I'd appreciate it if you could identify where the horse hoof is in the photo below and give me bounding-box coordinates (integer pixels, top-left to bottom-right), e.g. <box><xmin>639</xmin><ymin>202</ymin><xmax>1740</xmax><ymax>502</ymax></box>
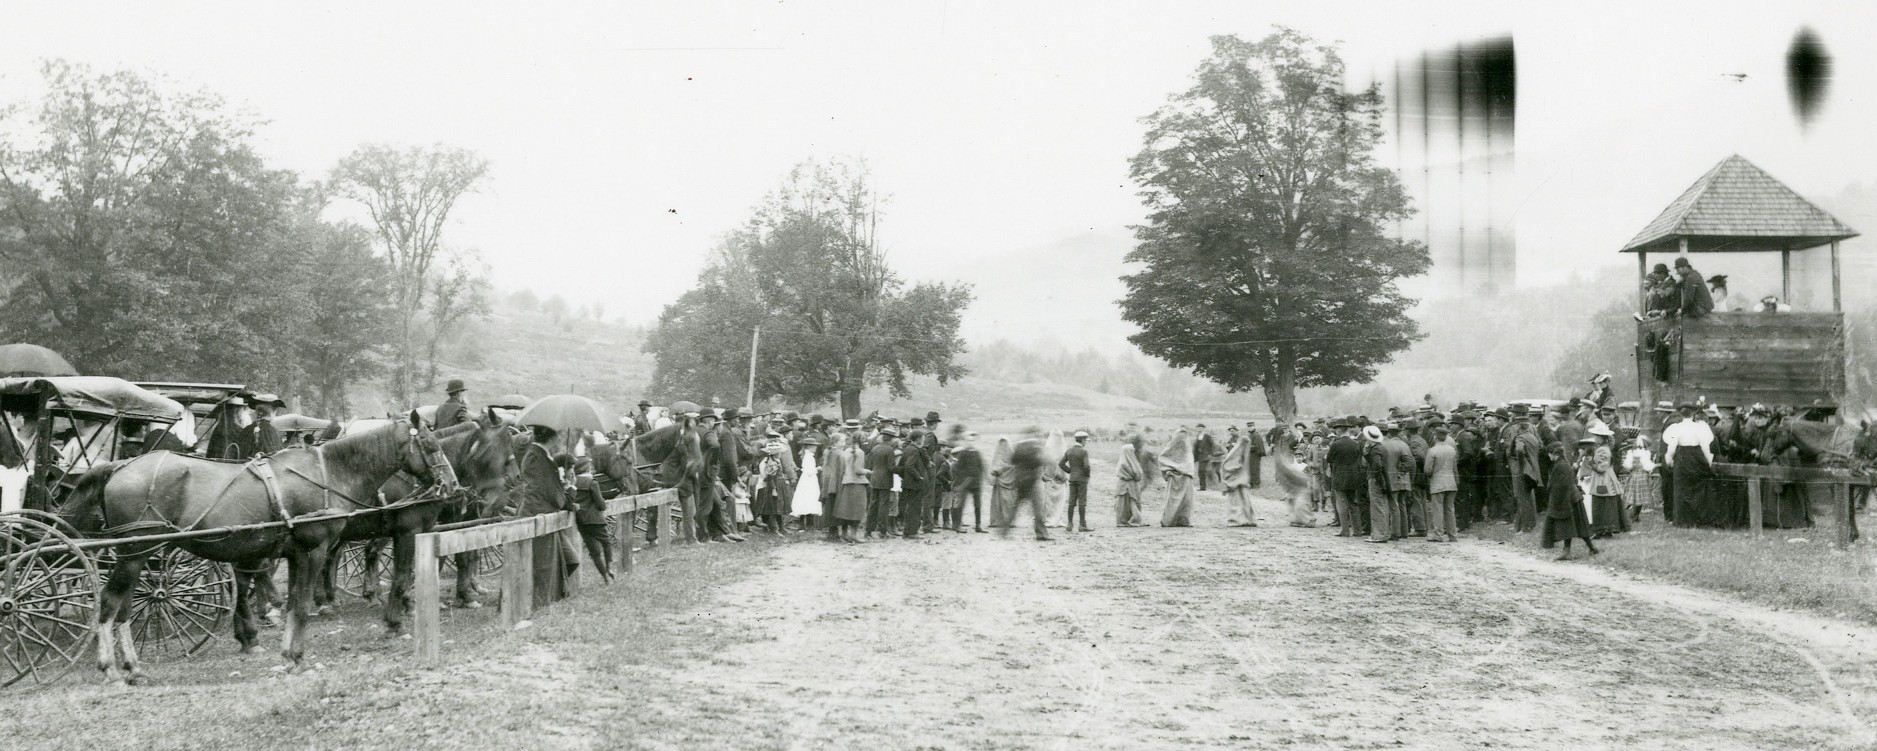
<box><xmin>242</xmin><ymin>645</ymin><xmax>269</xmax><ymax>655</ymax></box>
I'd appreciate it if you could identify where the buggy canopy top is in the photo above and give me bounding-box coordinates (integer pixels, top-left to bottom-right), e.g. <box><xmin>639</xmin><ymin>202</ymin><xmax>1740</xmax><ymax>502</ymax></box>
<box><xmin>0</xmin><ymin>377</ymin><xmax>188</xmax><ymax>423</ymax></box>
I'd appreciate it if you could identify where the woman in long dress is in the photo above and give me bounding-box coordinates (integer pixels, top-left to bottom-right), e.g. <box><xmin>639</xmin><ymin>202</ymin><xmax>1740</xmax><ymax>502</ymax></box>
<box><xmin>1159</xmin><ymin>430</ymin><xmax>1197</xmax><ymax>527</ymax></box>
<box><xmin>825</xmin><ymin>433</ymin><xmax>869</xmax><ymax>543</ymax></box>
<box><xmin>750</xmin><ymin>434</ymin><xmax>796</xmax><ymax>535</ymax></box>
<box><xmin>1114</xmin><ymin>435</ymin><xmax>1146</xmax><ymax>527</ymax></box>
<box><xmin>1220</xmin><ymin>433</ymin><xmax>1257</xmax><ymax>527</ymax></box>
<box><xmin>1541</xmin><ymin>442</ymin><xmax>1598</xmax><ymax>559</ymax></box>
<box><xmin>1581</xmin><ymin>442</ymin><xmax>1629</xmax><ymax>537</ymax></box>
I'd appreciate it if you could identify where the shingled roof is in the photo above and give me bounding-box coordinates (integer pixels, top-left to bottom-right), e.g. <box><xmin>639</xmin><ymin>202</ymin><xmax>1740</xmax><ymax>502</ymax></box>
<box><xmin>1620</xmin><ymin>154</ymin><xmax>1859</xmax><ymax>253</ymax></box>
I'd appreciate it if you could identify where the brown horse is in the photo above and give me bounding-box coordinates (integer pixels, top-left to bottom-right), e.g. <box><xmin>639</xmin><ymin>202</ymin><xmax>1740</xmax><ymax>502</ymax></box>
<box><xmin>61</xmin><ymin>411</ymin><xmax>452</xmax><ymax>684</ymax></box>
<box><xmin>314</xmin><ymin>411</ymin><xmax>522</xmax><ymax>620</ymax></box>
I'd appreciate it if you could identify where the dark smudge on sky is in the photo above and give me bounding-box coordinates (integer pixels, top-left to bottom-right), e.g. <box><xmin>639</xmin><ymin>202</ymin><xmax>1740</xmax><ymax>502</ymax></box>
<box><xmin>1785</xmin><ymin>28</ymin><xmax>1830</xmax><ymax>129</ymax></box>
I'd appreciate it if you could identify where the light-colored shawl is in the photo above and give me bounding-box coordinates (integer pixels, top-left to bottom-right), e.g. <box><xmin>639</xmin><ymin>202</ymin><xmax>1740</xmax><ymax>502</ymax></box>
<box><xmin>1159</xmin><ymin>430</ymin><xmax>1196</xmax><ymax>478</ymax></box>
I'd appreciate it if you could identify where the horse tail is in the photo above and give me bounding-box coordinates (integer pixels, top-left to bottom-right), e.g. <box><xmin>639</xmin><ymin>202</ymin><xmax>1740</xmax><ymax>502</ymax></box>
<box><xmin>60</xmin><ymin>459</ymin><xmax>127</xmax><ymax>533</ymax></box>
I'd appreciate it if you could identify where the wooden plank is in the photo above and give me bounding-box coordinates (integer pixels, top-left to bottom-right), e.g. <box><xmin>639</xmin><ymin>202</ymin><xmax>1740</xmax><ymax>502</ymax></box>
<box><xmin>1712</xmin><ymin>463</ymin><xmax>1873</xmax><ymax>484</ymax></box>
<box><xmin>1834</xmin><ymin>483</ymin><xmax>1851</xmax><ymax>548</ymax></box>
<box><xmin>1746</xmin><ymin>478</ymin><xmax>1763</xmax><ymax>535</ymax></box>
<box><xmin>1678</xmin><ymin>362</ymin><xmax>1838</xmax><ymax>378</ymax></box>
<box><xmin>617</xmin><ymin>512</ymin><xmax>633</xmax><ymax>576</ymax></box>
<box><xmin>603</xmin><ymin>488</ymin><xmax>677</xmax><ymax>516</ymax></box>
<box><xmin>434</xmin><ymin>512</ymin><xmax>576</xmax><ymax>556</ymax></box>
<box><xmin>414</xmin><ymin>532</ymin><xmax>442</xmax><ymax>663</ymax></box>
<box><xmin>501</xmin><ymin>537</ymin><xmax>532</xmax><ymax>627</ymax></box>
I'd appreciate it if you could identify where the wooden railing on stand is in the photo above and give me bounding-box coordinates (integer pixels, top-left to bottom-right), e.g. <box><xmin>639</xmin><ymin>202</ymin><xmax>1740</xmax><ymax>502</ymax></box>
<box><xmin>411</xmin><ymin>488</ymin><xmax>679</xmax><ymax>662</ymax></box>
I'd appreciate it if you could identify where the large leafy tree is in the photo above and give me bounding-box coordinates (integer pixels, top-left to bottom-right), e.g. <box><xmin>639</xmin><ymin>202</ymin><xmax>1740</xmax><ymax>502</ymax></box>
<box><xmin>1121</xmin><ymin>30</ymin><xmax>1428</xmax><ymax>422</ymax></box>
<box><xmin>646</xmin><ymin>159</ymin><xmax>971</xmax><ymax>418</ymax></box>
<box><xmin>329</xmin><ymin>144</ymin><xmax>490</xmax><ymax>405</ymax></box>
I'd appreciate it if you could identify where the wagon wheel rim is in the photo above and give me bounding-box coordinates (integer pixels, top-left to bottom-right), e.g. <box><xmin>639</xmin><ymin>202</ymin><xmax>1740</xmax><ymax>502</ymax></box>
<box><xmin>126</xmin><ymin>548</ymin><xmax>233</xmax><ymax>658</ymax></box>
<box><xmin>0</xmin><ymin>515</ymin><xmax>98</xmax><ymax>689</ymax></box>
<box><xmin>336</xmin><ymin>541</ymin><xmax>390</xmax><ymax>599</ymax></box>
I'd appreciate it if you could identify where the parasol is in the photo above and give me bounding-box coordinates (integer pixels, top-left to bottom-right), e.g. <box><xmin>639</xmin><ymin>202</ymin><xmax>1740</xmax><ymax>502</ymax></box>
<box><xmin>516</xmin><ymin>394</ymin><xmax>617</xmax><ymax>432</ymax></box>
<box><xmin>488</xmin><ymin>393</ymin><xmax>533</xmax><ymax>409</ymax></box>
<box><xmin>0</xmin><ymin>343</ymin><xmax>77</xmax><ymax>378</ymax></box>
<box><xmin>270</xmin><ymin>414</ymin><xmax>333</xmax><ymax>433</ymax></box>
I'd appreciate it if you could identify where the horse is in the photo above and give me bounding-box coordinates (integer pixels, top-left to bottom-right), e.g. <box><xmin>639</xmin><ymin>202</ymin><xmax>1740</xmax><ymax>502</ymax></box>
<box><xmin>320</xmin><ymin>417</ymin><xmax>702</xmax><ymax>609</ymax></box>
<box><xmin>315</xmin><ymin>411</ymin><xmax>525</xmax><ymax>614</ymax></box>
<box><xmin>60</xmin><ymin>411</ymin><xmax>453</xmax><ymax>684</ymax></box>
<box><xmin>301</xmin><ymin>409</ymin><xmax>518</xmax><ymax>639</ymax></box>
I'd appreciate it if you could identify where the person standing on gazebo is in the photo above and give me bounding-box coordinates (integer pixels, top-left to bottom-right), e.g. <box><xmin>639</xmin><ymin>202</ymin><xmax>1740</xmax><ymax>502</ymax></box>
<box><xmin>1673</xmin><ymin>258</ymin><xmax>1715</xmax><ymax>319</ymax></box>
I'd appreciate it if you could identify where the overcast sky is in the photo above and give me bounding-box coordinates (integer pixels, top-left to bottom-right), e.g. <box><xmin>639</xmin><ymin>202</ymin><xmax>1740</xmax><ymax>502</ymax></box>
<box><xmin>2</xmin><ymin>0</ymin><xmax>1872</xmax><ymax>349</ymax></box>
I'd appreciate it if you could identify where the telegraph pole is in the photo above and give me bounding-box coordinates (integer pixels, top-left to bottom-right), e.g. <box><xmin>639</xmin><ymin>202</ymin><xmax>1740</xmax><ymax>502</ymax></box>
<box><xmin>745</xmin><ymin>324</ymin><xmax>761</xmax><ymax>410</ymax></box>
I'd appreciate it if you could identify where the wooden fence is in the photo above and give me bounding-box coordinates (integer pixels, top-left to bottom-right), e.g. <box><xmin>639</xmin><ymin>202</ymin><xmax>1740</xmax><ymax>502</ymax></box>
<box><xmin>411</xmin><ymin>488</ymin><xmax>679</xmax><ymax>662</ymax></box>
<box><xmin>1712</xmin><ymin>462</ymin><xmax>1868</xmax><ymax>546</ymax></box>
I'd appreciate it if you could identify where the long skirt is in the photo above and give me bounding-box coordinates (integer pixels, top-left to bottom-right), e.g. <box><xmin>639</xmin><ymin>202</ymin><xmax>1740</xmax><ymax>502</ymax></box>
<box><xmin>1762</xmin><ymin>481</ymin><xmax>1814</xmax><ymax>529</ymax></box>
<box><xmin>1590</xmin><ymin>492</ymin><xmax>1629</xmax><ymax>536</ymax></box>
<box><xmin>1671</xmin><ymin>446</ymin><xmax>1716</xmax><ymax>527</ymax></box>
<box><xmin>1224</xmin><ymin>485</ymin><xmax>1257</xmax><ymax>526</ymax></box>
<box><xmin>1160</xmin><ymin>474</ymin><xmax>1195</xmax><ymax>527</ymax></box>
<box><xmin>1512</xmin><ymin>474</ymin><xmax>1540</xmax><ymax>532</ymax></box>
<box><xmin>833</xmin><ymin>483</ymin><xmax>868</xmax><ymax>522</ymax></box>
<box><xmin>1045</xmin><ymin>479</ymin><xmax>1067</xmax><ymax>527</ymax></box>
<box><xmin>1115</xmin><ymin>487</ymin><xmax>1143</xmax><ymax>526</ymax></box>
<box><xmin>793</xmin><ymin>474</ymin><xmax>822</xmax><ymax>517</ymax></box>
<box><xmin>1288</xmin><ymin>487</ymin><xmax>1316</xmax><ymax>527</ymax></box>
<box><xmin>989</xmin><ymin>481</ymin><xmax>1015</xmax><ymax>528</ymax></box>
<box><xmin>532</xmin><ymin>527</ymin><xmax>580</xmax><ymax>608</ymax></box>
<box><xmin>752</xmin><ymin>483</ymin><xmax>788</xmax><ymax>517</ymax></box>
<box><xmin>1540</xmin><ymin>504</ymin><xmax>1593</xmax><ymax>548</ymax></box>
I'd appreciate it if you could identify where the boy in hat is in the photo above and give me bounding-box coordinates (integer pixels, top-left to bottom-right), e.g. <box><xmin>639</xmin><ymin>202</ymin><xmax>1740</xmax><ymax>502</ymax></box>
<box><xmin>865</xmin><ymin>425</ymin><xmax>901</xmax><ymax>539</ymax></box>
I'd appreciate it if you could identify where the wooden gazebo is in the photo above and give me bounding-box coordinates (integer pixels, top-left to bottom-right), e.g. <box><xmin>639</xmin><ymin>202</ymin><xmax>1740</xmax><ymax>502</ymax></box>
<box><xmin>1624</xmin><ymin>155</ymin><xmax>1859</xmax><ymax>433</ymax></box>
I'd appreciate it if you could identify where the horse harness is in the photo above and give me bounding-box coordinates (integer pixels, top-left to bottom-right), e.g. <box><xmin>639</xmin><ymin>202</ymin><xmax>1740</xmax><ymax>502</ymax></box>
<box><xmin>103</xmin><ymin>431</ymin><xmax>461</xmax><ymax>539</ymax></box>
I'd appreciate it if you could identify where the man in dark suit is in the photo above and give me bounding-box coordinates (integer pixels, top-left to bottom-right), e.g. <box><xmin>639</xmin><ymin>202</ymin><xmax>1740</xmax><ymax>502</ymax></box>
<box><xmin>898</xmin><ymin>428</ymin><xmax>932</xmax><ymax>539</ymax></box>
<box><xmin>1244</xmin><ymin>421</ymin><xmax>1268</xmax><ymax>489</ymax></box>
<box><xmin>434</xmin><ymin>379</ymin><xmax>470</xmax><ymax>431</ymax></box>
<box><xmin>1193</xmin><ymin>425</ymin><xmax>1217</xmax><ymax>491</ymax></box>
<box><xmin>1325</xmin><ymin>420</ymin><xmax>1365</xmax><ymax>537</ymax></box>
<box><xmin>1674</xmin><ymin>257</ymin><xmax>1714</xmax><ymax>319</ymax></box>
<box><xmin>951</xmin><ymin>431</ymin><xmax>986</xmax><ymax>532</ymax></box>
<box><xmin>1059</xmin><ymin>430</ymin><xmax>1092</xmax><ymax>532</ymax></box>
<box><xmin>241</xmin><ymin>394</ymin><xmax>286</xmax><ymax>456</ymax></box>
<box><xmin>865</xmin><ymin>427</ymin><xmax>900</xmax><ymax>539</ymax></box>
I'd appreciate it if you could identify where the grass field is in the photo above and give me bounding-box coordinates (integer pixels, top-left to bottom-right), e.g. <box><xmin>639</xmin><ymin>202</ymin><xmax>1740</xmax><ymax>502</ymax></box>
<box><xmin>1472</xmin><ymin>509</ymin><xmax>1877</xmax><ymax>626</ymax></box>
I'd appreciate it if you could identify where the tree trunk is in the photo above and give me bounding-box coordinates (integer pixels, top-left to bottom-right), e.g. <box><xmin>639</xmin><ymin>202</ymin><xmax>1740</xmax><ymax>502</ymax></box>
<box><xmin>839</xmin><ymin>386</ymin><xmax>863</xmax><ymax>420</ymax></box>
<box><xmin>1263</xmin><ymin>343</ymin><xmax>1299</xmax><ymax>424</ymax></box>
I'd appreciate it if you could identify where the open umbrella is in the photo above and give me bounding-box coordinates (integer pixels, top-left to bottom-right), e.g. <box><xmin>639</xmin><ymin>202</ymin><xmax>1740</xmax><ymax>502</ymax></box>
<box><xmin>0</xmin><ymin>343</ymin><xmax>76</xmax><ymax>378</ymax></box>
<box><xmin>488</xmin><ymin>394</ymin><xmax>533</xmax><ymax>409</ymax></box>
<box><xmin>270</xmin><ymin>414</ymin><xmax>332</xmax><ymax>433</ymax></box>
<box><xmin>516</xmin><ymin>394</ymin><xmax>617</xmax><ymax>433</ymax></box>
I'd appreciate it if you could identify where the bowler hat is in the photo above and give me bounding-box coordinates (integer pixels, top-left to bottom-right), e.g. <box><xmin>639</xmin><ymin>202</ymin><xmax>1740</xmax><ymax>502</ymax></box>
<box><xmin>446</xmin><ymin>379</ymin><xmax>467</xmax><ymax>394</ymax></box>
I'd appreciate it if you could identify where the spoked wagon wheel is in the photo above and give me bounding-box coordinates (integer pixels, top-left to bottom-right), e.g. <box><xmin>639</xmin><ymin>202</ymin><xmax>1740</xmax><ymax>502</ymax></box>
<box><xmin>440</xmin><ymin>544</ymin><xmax>504</xmax><ymax>577</ymax></box>
<box><xmin>336</xmin><ymin>541</ymin><xmax>391</xmax><ymax>600</ymax></box>
<box><xmin>0</xmin><ymin>514</ymin><xmax>99</xmax><ymax>689</ymax></box>
<box><xmin>122</xmin><ymin>547</ymin><xmax>233</xmax><ymax>658</ymax></box>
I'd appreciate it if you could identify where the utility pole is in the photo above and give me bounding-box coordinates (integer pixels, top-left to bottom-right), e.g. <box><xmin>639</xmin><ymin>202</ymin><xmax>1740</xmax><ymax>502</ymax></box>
<box><xmin>746</xmin><ymin>324</ymin><xmax>761</xmax><ymax>410</ymax></box>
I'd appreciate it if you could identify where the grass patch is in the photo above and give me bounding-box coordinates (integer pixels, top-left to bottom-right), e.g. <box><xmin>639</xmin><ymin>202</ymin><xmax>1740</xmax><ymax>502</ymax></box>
<box><xmin>0</xmin><ymin>535</ymin><xmax>784</xmax><ymax>750</ymax></box>
<box><xmin>1471</xmin><ymin>513</ymin><xmax>1877</xmax><ymax>625</ymax></box>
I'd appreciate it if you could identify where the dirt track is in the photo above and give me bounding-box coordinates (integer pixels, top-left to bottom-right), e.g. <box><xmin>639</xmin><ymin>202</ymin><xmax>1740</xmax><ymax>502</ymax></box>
<box><xmin>18</xmin><ymin>464</ymin><xmax>1877</xmax><ymax>750</ymax></box>
<box><xmin>414</xmin><ymin>473</ymin><xmax>1877</xmax><ymax>750</ymax></box>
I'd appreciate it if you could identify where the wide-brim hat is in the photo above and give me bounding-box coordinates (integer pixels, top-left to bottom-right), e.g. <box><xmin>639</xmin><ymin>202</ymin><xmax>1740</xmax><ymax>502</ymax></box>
<box><xmin>1507</xmin><ymin>404</ymin><xmax>1529</xmax><ymax>416</ymax></box>
<box><xmin>1588</xmin><ymin>373</ymin><xmax>1612</xmax><ymax>384</ymax></box>
<box><xmin>843</xmin><ymin>418</ymin><xmax>862</xmax><ymax>429</ymax></box>
<box><xmin>1588</xmin><ymin>424</ymin><xmax>1614</xmax><ymax>437</ymax></box>
<box><xmin>1653</xmin><ymin>401</ymin><xmax>1676</xmax><ymax>413</ymax></box>
<box><xmin>879</xmin><ymin>426</ymin><xmax>900</xmax><ymax>437</ymax></box>
<box><xmin>1362</xmin><ymin>426</ymin><xmax>1384</xmax><ymax>441</ymax></box>
<box><xmin>445</xmin><ymin>379</ymin><xmax>467</xmax><ymax>394</ymax></box>
<box><xmin>1576</xmin><ymin>437</ymin><xmax>1600</xmax><ymax>445</ymax></box>
<box><xmin>250</xmin><ymin>392</ymin><xmax>286</xmax><ymax>408</ymax></box>
<box><xmin>925</xmin><ymin>411</ymin><xmax>941</xmax><ymax>423</ymax></box>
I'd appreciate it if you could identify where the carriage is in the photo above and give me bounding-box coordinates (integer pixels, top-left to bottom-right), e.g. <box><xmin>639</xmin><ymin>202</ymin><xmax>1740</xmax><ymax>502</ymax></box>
<box><xmin>0</xmin><ymin>376</ymin><xmax>242</xmax><ymax>687</ymax></box>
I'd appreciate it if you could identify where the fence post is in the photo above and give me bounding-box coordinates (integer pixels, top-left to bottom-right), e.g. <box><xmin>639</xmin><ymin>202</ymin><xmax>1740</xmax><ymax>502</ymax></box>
<box><xmin>413</xmin><ymin>532</ymin><xmax>441</xmax><ymax>663</ymax></box>
<box><xmin>1746</xmin><ymin>479</ymin><xmax>1763</xmax><ymax>536</ymax></box>
<box><xmin>617</xmin><ymin>510</ymin><xmax>634</xmax><ymax>576</ymax></box>
<box><xmin>1834</xmin><ymin>482</ymin><xmax>1853</xmax><ymax>549</ymax></box>
<box><xmin>502</xmin><ymin>536</ymin><xmax>534</xmax><ymax>627</ymax></box>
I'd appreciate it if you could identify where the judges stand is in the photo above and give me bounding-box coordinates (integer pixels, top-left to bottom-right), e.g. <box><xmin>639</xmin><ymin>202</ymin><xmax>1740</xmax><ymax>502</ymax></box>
<box><xmin>1624</xmin><ymin>155</ymin><xmax>1864</xmax><ymax>546</ymax></box>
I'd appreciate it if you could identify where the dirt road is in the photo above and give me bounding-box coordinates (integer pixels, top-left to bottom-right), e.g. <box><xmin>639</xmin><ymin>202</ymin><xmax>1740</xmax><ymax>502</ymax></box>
<box><xmin>388</xmin><ymin>475</ymin><xmax>1877</xmax><ymax>750</ymax></box>
<box><xmin>14</xmin><ymin>466</ymin><xmax>1877</xmax><ymax>750</ymax></box>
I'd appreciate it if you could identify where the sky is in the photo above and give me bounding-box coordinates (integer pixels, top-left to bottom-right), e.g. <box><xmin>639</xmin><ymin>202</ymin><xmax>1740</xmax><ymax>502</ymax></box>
<box><xmin>1</xmin><ymin>0</ymin><xmax>1873</xmax><ymax>352</ymax></box>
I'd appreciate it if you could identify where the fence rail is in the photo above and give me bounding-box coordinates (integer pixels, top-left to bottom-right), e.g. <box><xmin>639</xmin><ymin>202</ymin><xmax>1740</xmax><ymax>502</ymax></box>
<box><xmin>411</xmin><ymin>488</ymin><xmax>679</xmax><ymax>661</ymax></box>
<box><xmin>1711</xmin><ymin>462</ymin><xmax>1866</xmax><ymax>546</ymax></box>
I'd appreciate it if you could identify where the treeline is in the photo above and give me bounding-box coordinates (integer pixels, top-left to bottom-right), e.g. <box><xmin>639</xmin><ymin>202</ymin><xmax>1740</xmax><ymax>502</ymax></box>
<box><xmin>964</xmin><ymin>339</ymin><xmax>1267</xmax><ymax>413</ymax></box>
<box><xmin>0</xmin><ymin>62</ymin><xmax>489</xmax><ymax>418</ymax></box>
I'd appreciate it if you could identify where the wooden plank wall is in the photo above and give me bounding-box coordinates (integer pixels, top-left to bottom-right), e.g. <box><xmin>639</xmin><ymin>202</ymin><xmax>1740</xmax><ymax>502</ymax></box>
<box><xmin>1639</xmin><ymin>312</ymin><xmax>1845</xmax><ymax>409</ymax></box>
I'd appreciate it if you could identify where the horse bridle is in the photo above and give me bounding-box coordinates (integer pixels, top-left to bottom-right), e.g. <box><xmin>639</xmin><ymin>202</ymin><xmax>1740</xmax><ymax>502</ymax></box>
<box><xmin>401</xmin><ymin>424</ymin><xmax>462</xmax><ymax>503</ymax></box>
